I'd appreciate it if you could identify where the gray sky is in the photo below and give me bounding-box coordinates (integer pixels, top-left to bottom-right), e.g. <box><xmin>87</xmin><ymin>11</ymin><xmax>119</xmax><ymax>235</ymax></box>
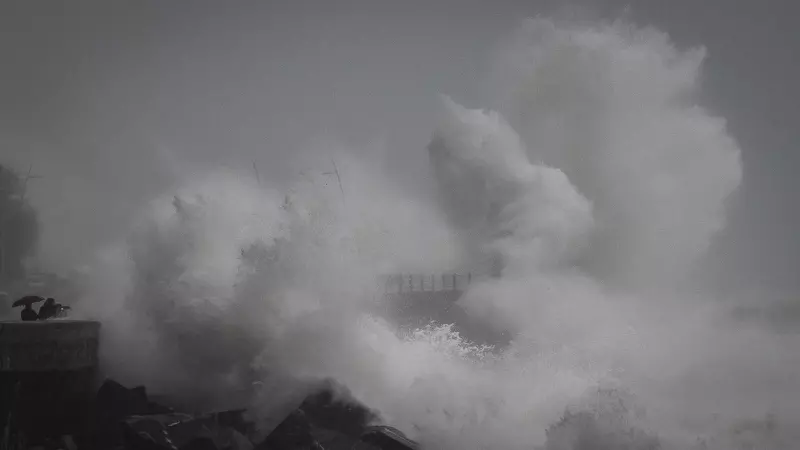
<box><xmin>0</xmin><ymin>0</ymin><xmax>798</xmax><ymax>295</ymax></box>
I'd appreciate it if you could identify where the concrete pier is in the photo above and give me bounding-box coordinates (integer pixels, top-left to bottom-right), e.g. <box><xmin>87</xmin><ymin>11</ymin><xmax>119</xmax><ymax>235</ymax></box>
<box><xmin>0</xmin><ymin>320</ymin><xmax>100</xmax><ymax>448</ymax></box>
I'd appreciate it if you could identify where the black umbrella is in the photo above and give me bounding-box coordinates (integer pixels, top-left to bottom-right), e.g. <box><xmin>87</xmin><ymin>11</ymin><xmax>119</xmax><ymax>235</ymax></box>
<box><xmin>12</xmin><ymin>295</ymin><xmax>45</xmax><ymax>308</ymax></box>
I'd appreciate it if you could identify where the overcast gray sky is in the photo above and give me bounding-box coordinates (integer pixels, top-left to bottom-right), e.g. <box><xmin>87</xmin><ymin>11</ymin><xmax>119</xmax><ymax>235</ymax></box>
<box><xmin>0</xmin><ymin>0</ymin><xmax>798</xmax><ymax>296</ymax></box>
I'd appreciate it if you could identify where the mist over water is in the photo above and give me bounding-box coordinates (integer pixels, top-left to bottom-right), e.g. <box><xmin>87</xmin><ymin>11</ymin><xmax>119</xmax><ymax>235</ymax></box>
<box><xmin>61</xmin><ymin>17</ymin><xmax>800</xmax><ymax>449</ymax></box>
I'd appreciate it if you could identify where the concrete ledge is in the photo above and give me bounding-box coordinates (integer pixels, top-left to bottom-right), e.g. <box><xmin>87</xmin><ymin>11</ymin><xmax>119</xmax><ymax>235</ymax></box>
<box><xmin>0</xmin><ymin>320</ymin><xmax>100</xmax><ymax>372</ymax></box>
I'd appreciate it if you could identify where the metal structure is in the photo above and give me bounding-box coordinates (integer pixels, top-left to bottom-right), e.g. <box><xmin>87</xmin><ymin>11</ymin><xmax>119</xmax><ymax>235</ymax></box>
<box><xmin>380</xmin><ymin>273</ymin><xmax>475</xmax><ymax>295</ymax></box>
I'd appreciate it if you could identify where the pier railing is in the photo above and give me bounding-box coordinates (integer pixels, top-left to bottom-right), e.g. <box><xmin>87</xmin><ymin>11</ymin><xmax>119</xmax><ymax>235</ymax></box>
<box><xmin>381</xmin><ymin>273</ymin><xmax>475</xmax><ymax>294</ymax></box>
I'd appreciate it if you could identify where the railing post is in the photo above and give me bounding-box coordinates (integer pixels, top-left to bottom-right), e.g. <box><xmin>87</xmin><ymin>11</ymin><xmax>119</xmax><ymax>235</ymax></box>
<box><xmin>380</xmin><ymin>272</ymin><xmax>480</xmax><ymax>294</ymax></box>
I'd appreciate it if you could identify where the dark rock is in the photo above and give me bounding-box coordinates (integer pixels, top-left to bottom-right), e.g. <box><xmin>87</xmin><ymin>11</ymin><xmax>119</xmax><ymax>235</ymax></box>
<box><xmin>353</xmin><ymin>426</ymin><xmax>419</xmax><ymax>450</ymax></box>
<box><xmin>93</xmin><ymin>379</ymin><xmax>175</xmax><ymax>449</ymax></box>
<box><xmin>229</xmin><ymin>430</ymin><xmax>256</xmax><ymax>450</ymax></box>
<box><xmin>121</xmin><ymin>413</ymin><xmax>194</xmax><ymax>450</ymax></box>
<box><xmin>255</xmin><ymin>380</ymin><xmax>385</xmax><ymax>449</ymax></box>
<box><xmin>122</xmin><ymin>413</ymin><xmax>254</xmax><ymax>450</ymax></box>
<box><xmin>179</xmin><ymin>437</ymin><xmax>219</xmax><ymax>450</ymax></box>
<box><xmin>310</xmin><ymin>427</ymin><xmax>361</xmax><ymax>449</ymax></box>
<box><xmin>95</xmin><ymin>379</ymin><xmax>165</xmax><ymax>417</ymax></box>
<box><xmin>90</xmin><ymin>378</ymin><xmax>416</xmax><ymax>450</ymax></box>
<box><xmin>198</xmin><ymin>409</ymin><xmax>255</xmax><ymax>439</ymax></box>
<box><xmin>299</xmin><ymin>381</ymin><xmax>379</xmax><ymax>438</ymax></box>
<box><xmin>257</xmin><ymin>409</ymin><xmax>321</xmax><ymax>450</ymax></box>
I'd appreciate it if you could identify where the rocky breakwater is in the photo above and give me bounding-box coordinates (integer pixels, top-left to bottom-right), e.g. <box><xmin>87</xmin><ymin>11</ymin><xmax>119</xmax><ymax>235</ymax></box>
<box><xmin>0</xmin><ymin>320</ymin><xmax>419</xmax><ymax>450</ymax></box>
<box><xmin>94</xmin><ymin>379</ymin><xmax>418</xmax><ymax>450</ymax></box>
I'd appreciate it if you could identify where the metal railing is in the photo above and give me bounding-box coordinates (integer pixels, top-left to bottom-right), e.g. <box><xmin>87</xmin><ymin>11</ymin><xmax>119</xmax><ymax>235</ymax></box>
<box><xmin>381</xmin><ymin>273</ymin><xmax>475</xmax><ymax>294</ymax></box>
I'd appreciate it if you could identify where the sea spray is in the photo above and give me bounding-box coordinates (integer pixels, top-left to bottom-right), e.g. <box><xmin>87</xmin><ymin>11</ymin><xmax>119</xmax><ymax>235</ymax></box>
<box><xmin>67</xmin><ymin>16</ymin><xmax>800</xmax><ymax>450</ymax></box>
<box><xmin>493</xmin><ymin>18</ymin><xmax>742</xmax><ymax>291</ymax></box>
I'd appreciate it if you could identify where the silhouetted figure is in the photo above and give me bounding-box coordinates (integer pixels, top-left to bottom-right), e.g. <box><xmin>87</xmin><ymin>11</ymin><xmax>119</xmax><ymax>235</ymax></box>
<box><xmin>37</xmin><ymin>297</ymin><xmax>70</xmax><ymax>320</ymax></box>
<box><xmin>38</xmin><ymin>297</ymin><xmax>58</xmax><ymax>320</ymax></box>
<box><xmin>12</xmin><ymin>295</ymin><xmax>45</xmax><ymax>321</ymax></box>
<box><xmin>21</xmin><ymin>304</ymin><xmax>39</xmax><ymax>321</ymax></box>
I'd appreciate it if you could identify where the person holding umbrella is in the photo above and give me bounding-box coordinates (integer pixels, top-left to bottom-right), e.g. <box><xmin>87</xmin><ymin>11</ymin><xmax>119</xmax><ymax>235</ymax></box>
<box><xmin>12</xmin><ymin>295</ymin><xmax>44</xmax><ymax>321</ymax></box>
<box><xmin>37</xmin><ymin>297</ymin><xmax>70</xmax><ymax>320</ymax></box>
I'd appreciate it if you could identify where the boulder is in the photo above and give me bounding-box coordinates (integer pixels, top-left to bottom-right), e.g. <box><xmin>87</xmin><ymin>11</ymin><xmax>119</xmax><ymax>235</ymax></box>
<box><xmin>298</xmin><ymin>382</ymin><xmax>378</xmax><ymax>438</ymax></box>
<box><xmin>94</xmin><ymin>379</ymin><xmax>175</xmax><ymax>448</ymax></box>
<box><xmin>256</xmin><ymin>409</ymin><xmax>323</xmax><ymax>450</ymax></box>
<box><xmin>258</xmin><ymin>381</ymin><xmax>421</xmax><ymax>450</ymax></box>
<box><xmin>353</xmin><ymin>426</ymin><xmax>419</xmax><ymax>450</ymax></box>
<box><xmin>122</xmin><ymin>413</ymin><xmax>254</xmax><ymax>450</ymax></box>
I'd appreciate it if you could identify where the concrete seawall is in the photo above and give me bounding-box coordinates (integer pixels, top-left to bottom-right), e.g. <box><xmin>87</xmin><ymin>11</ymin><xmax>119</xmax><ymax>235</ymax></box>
<box><xmin>0</xmin><ymin>320</ymin><xmax>99</xmax><ymax>371</ymax></box>
<box><xmin>0</xmin><ymin>320</ymin><xmax>100</xmax><ymax>448</ymax></box>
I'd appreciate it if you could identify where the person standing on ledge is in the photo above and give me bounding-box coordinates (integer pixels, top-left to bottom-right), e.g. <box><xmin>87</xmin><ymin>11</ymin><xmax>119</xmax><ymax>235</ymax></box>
<box><xmin>37</xmin><ymin>297</ymin><xmax>58</xmax><ymax>320</ymax></box>
<box><xmin>12</xmin><ymin>295</ymin><xmax>44</xmax><ymax>321</ymax></box>
<box><xmin>20</xmin><ymin>303</ymin><xmax>38</xmax><ymax>321</ymax></box>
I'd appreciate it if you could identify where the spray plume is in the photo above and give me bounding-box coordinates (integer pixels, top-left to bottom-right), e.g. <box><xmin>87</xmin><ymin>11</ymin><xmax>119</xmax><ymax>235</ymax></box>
<box><xmin>60</xmin><ymin>17</ymin><xmax>800</xmax><ymax>450</ymax></box>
